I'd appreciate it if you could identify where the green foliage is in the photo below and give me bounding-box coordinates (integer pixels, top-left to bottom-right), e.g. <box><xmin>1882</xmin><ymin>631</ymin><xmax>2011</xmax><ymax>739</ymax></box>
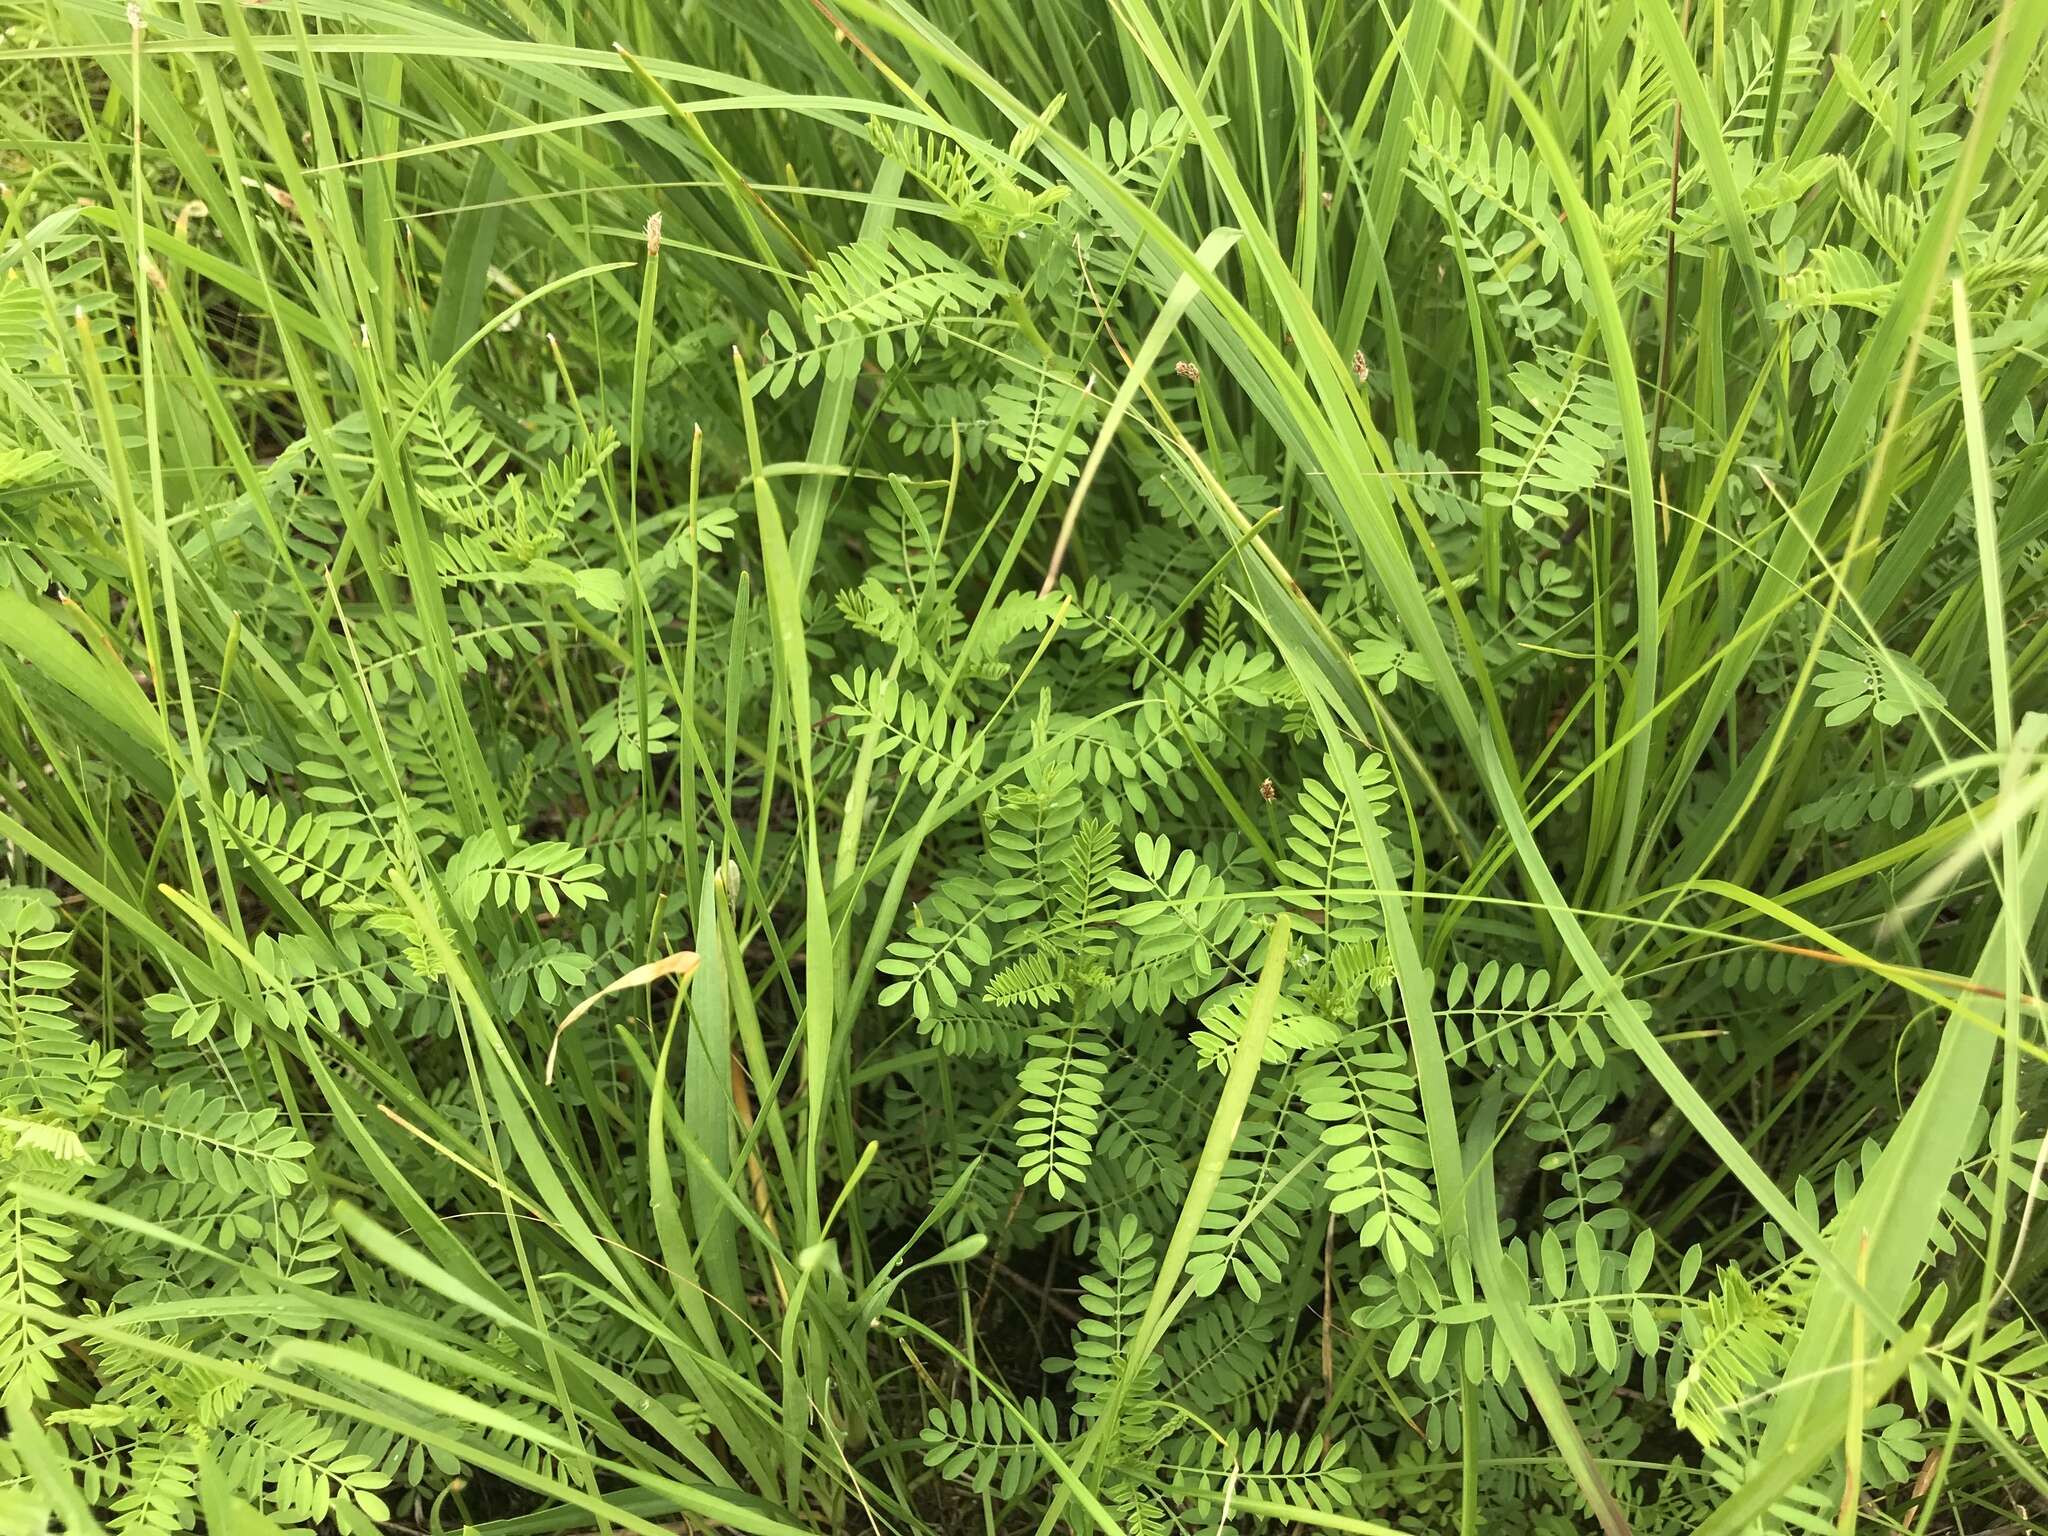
<box><xmin>1015</xmin><ymin>1026</ymin><xmax>1111</xmax><ymax>1200</ymax></box>
<box><xmin>1297</xmin><ymin>1041</ymin><xmax>1438</xmax><ymax>1269</ymax></box>
<box><xmin>758</xmin><ymin>230</ymin><xmax>997</xmax><ymax>391</ymax></box>
<box><xmin>1164</xmin><ymin>1427</ymin><xmax>1362</xmax><ymax>1512</ymax></box>
<box><xmin>1410</xmin><ymin>103</ymin><xmax>1586</xmax><ymax>341</ymax></box>
<box><xmin>2</xmin><ymin>0</ymin><xmax>2044</xmax><ymax>1532</ymax></box>
<box><xmin>917</xmin><ymin>1395</ymin><xmax>1063</xmax><ymax>1496</ymax></box>
<box><xmin>1050</xmin><ymin>1215</ymin><xmax>1159</xmax><ymax>1415</ymax></box>
<box><xmin>1672</xmin><ymin>1266</ymin><xmax>1792</xmax><ymax>1446</ymax></box>
<box><xmin>1481</xmin><ymin>357</ymin><xmax>1622</xmax><ymax>536</ymax></box>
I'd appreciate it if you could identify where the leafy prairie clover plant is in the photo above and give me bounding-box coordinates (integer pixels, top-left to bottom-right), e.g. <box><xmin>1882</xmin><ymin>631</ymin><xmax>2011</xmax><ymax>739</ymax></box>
<box><xmin>1</xmin><ymin>1</ymin><xmax>2047</xmax><ymax>1534</ymax></box>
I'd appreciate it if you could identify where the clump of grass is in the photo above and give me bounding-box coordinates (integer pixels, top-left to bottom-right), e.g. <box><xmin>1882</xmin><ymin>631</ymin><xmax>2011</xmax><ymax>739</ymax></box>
<box><xmin>1</xmin><ymin>2</ymin><xmax>2045</xmax><ymax>1534</ymax></box>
